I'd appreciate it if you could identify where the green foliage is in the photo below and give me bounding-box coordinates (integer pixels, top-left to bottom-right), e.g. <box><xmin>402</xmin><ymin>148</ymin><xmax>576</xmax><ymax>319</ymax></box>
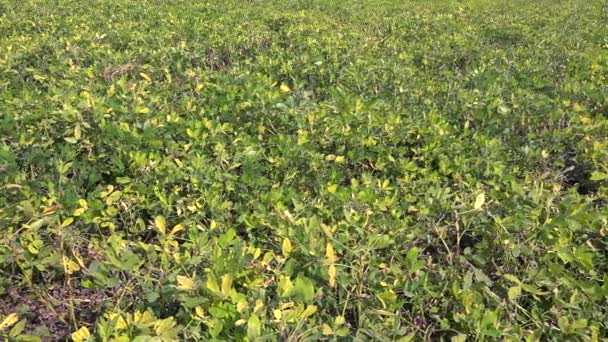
<box><xmin>0</xmin><ymin>0</ymin><xmax>607</xmax><ymax>340</ymax></box>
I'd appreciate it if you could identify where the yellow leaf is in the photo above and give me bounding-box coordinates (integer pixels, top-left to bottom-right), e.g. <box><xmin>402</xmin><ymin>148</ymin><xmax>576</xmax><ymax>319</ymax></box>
<box><xmin>328</xmin><ymin>264</ymin><xmax>337</xmax><ymax>288</ymax></box>
<box><xmin>273</xmin><ymin>309</ymin><xmax>282</xmax><ymax>320</ymax></box>
<box><xmin>134</xmin><ymin>310</ymin><xmax>155</xmax><ymax>325</ymax></box>
<box><xmin>326</xmin><ymin>242</ymin><xmax>337</xmax><ymax>288</ymax></box>
<box><xmin>221</xmin><ymin>274</ymin><xmax>233</xmax><ymax>296</ymax></box>
<box><xmin>327</xmin><ymin>184</ymin><xmax>338</xmax><ymax>193</ymax></box>
<box><xmin>279</xmin><ymin>83</ymin><xmax>290</xmax><ymax>93</ymax></box>
<box><xmin>541</xmin><ymin>150</ymin><xmax>550</xmax><ymax>159</ymax></box>
<box><xmin>176</xmin><ymin>275</ymin><xmax>196</xmax><ymax>290</ymax></box>
<box><xmin>71</xmin><ymin>326</ymin><xmax>91</xmax><ymax>342</ymax></box>
<box><xmin>154</xmin><ymin>215</ymin><xmax>166</xmax><ymax>234</ymax></box>
<box><xmin>140</xmin><ymin>72</ymin><xmax>152</xmax><ymax>82</ymax></box>
<box><xmin>194</xmin><ymin>306</ymin><xmax>206</xmax><ymax>320</ymax></box>
<box><xmin>154</xmin><ymin>317</ymin><xmax>176</xmax><ymax>336</ymax></box>
<box><xmin>236</xmin><ymin>300</ymin><xmax>249</xmax><ymax>313</ymax></box>
<box><xmin>136</xmin><ymin>106</ymin><xmax>150</xmax><ymax>114</ymax></box>
<box><xmin>73</xmin><ymin>207</ymin><xmax>86</xmax><ymax>217</ymax></box>
<box><xmin>61</xmin><ymin>217</ymin><xmax>75</xmax><ymax>227</ymax></box>
<box><xmin>104</xmin><ymin>313</ymin><xmax>127</xmax><ymax>330</ymax></box>
<box><xmin>322</xmin><ymin>323</ymin><xmax>334</xmax><ymax>335</ymax></box>
<box><xmin>0</xmin><ymin>313</ymin><xmax>18</xmax><ymax>331</ymax></box>
<box><xmin>62</xmin><ymin>255</ymin><xmax>81</xmax><ymax>275</ymax></box>
<box><xmin>282</xmin><ymin>238</ymin><xmax>293</xmax><ymax>258</ymax></box>
<box><xmin>474</xmin><ymin>192</ymin><xmax>485</xmax><ymax>210</ymax></box>
<box><xmin>170</xmin><ymin>224</ymin><xmax>184</xmax><ymax>234</ymax></box>
<box><xmin>325</xmin><ymin>242</ymin><xmax>336</xmax><ymax>264</ymax></box>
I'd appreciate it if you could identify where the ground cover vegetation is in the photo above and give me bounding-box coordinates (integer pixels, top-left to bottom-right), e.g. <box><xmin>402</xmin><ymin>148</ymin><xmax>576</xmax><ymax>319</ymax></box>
<box><xmin>1</xmin><ymin>0</ymin><xmax>608</xmax><ymax>340</ymax></box>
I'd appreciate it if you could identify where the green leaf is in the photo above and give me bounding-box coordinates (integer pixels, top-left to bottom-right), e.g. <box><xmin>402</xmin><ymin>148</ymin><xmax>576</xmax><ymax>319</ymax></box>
<box><xmin>9</xmin><ymin>319</ymin><xmax>26</xmax><ymax>338</ymax></box>
<box><xmin>397</xmin><ymin>333</ymin><xmax>416</xmax><ymax>342</ymax></box>
<box><xmin>285</xmin><ymin>275</ymin><xmax>315</xmax><ymax>303</ymax></box>
<box><xmin>590</xmin><ymin>171</ymin><xmax>608</xmax><ymax>181</ymax></box>
<box><xmin>573</xmin><ymin>247</ymin><xmax>594</xmax><ymax>270</ymax></box>
<box><xmin>405</xmin><ymin>247</ymin><xmax>425</xmax><ymax>273</ymax></box>
<box><xmin>218</xmin><ymin>228</ymin><xmax>236</xmax><ymax>247</ymax></box>
<box><xmin>377</xmin><ymin>289</ymin><xmax>397</xmax><ymax>308</ymax></box>
<box><xmin>571</xmin><ymin>318</ymin><xmax>588</xmax><ymax>330</ymax></box>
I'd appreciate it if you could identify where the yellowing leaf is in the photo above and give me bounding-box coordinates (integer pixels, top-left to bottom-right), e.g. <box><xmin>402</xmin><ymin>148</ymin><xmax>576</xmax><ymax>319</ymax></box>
<box><xmin>279</xmin><ymin>83</ymin><xmax>290</xmax><ymax>93</ymax></box>
<box><xmin>508</xmin><ymin>286</ymin><xmax>521</xmax><ymax>301</ymax></box>
<box><xmin>154</xmin><ymin>215</ymin><xmax>166</xmax><ymax>234</ymax></box>
<box><xmin>301</xmin><ymin>305</ymin><xmax>317</xmax><ymax>318</ymax></box>
<box><xmin>206</xmin><ymin>274</ymin><xmax>220</xmax><ymax>294</ymax></box>
<box><xmin>451</xmin><ymin>335</ymin><xmax>467</xmax><ymax>342</ymax></box>
<box><xmin>253</xmin><ymin>299</ymin><xmax>264</xmax><ymax>314</ymax></box>
<box><xmin>71</xmin><ymin>326</ymin><xmax>91</xmax><ymax>342</ymax></box>
<box><xmin>221</xmin><ymin>274</ymin><xmax>233</xmax><ymax>296</ymax></box>
<box><xmin>74</xmin><ymin>125</ymin><xmax>82</xmax><ymax>140</ymax></box>
<box><xmin>247</xmin><ymin>314</ymin><xmax>262</xmax><ymax>339</ymax></box>
<box><xmin>282</xmin><ymin>238</ymin><xmax>293</xmax><ymax>258</ymax></box>
<box><xmin>62</xmin><ymin>255</ymin><xmax>81</xmax><ymax>275</ymax></box>
<box><xmin>176</xmin><ymin>275</ymin><xmax>196</xmax><ymax>290</ymax></box>
<box><xmin>474</xmin><ymin>192</ymin><xmax>485</xmax><ymax>210</ymax></box>
<box><xmin>0</xmin><ymin>313</ymin><xmax>18</xmax><ymax>331</ymax></box>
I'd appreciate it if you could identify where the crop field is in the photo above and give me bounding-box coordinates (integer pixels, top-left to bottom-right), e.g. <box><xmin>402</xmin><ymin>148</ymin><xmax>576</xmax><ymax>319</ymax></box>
<box><xmin>1</xmin><ymin>0</ymin><xmax>608</xmax><ymax>340</ymax></box>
